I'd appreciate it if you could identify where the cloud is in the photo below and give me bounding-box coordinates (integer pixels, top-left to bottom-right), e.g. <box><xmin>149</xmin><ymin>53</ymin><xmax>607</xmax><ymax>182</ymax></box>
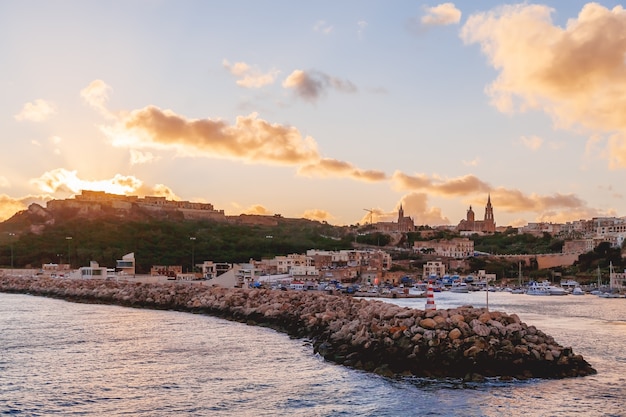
<box><xmin>359</xmin><ymin>207</ymin><xmax>386</xmax><ymax>225</ymax></box>
<box><xmin>391</xmin><ymin>171</ymin><xmax>491</xmax><ymax>195</ymax></box>
<box><xmin>30</xmin><ymin>168</ymin><xmax>179</xmax><ymax>199</ymax></box>
<box><xmin>113</xmin><ymin>106</ymin><xmax>320</xmax><ymax>165</ymax></box>
<box><xmin>422</xmin><ymin>3</ymin><xmax>462</xmax><ymax>26</ymax></box>
<box><xmin>0</xmin><ymin>177</ymin><xmax>10</xmax><ymax>188</ymax></box>
<box><xmin>298</xmin><ymin>158</ymin><xmax>387</xmax><ymax>182</ymax></box>
<box><xmin>14</xmin><ymin>99</ymin><xmax>56</xmax><ymax>122</ymax></box>
<box><xmin>81</xmin><ymin>79</ymin><xmax>113</xmax><ymax>118</ymax></box>
<box><xmin>606</xmin><ymin>133</ymin><xmax>626</xmax><ymax>170</ymax></box>
<box><xmin>282</xmin><ymin>69</ymin><xmax>357</xmax><ymax>102</ymax></box>
<box><xmin>241</xmin><ymin>204</ymin><xmax>273</xmax><ymax>215</ymax></box>
<box><xmin>357</xmin><ymin>20</ymin><xmax>368</xmax><ymax>39</ymax></box>
<box><xmin>105</xmin><ymin>105</ymin><xmax>382</xmax><ymax>182</ymax></box>
<box><xmin>488</xmin><ymin>188</ymin><xmax>588</xmax><ymax>215</ymax></box>
<box><xmin>314</xmin><ymin>20</ymin><xmax>333</xmax><ymax>35</ymax></box>
<box><xmin>399</xmin><ymin>193</ymin><xmax>450</xmax><ymax>225</ymax></box>
<box><xmin>519</xmin><ymin>135</ymin><xmax>543</xmax><ymax>151</ymax></box>
<box><xmin>462</xmin><ymin>157</ymin><xmax>480</xmax><ymax>167</ymax></box>
<box><xmin>302</xmin><ymin>208</ymin><xmax>334</xmax><ymax>222</ymax></box>
<box><xmin>0</xmin><ymin>194</ymin><xmax>53</xmax><ymax>222</ymax></box>
<box><xmin>222</xmin><ymin>59</ymin><xmax>279</xmax><ymax>88</ymax></box>
<box><xmin>461</xmin><ymin>3</ymin><xmax>626</xmax><ymax>169</ymax></box>
<box><xmin>129</xmin><ymin>149</ymin><xmax>159</xmax><ymax>165</ymax></box>
<box><xmin>390</xmin><ymin>171</ymin><xmax>601</xmax><ymax>222</ymax></box>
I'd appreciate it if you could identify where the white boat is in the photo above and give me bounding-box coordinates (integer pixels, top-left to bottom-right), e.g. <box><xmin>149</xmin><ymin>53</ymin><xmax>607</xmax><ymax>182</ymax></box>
<box><xmin>449</xmin><ymin>282</ymin><xmax>469</xmax><ymax>293</ymax></box>
<box><xmin>572</xmin><ymin>287</ymin><xmax>585</xmax><ymax>295</ymax></box>
<box><xmin>526</xmin><ymin>281</ymin><xmax>568</xmax><ymax>296</ymax></box>
<box><xmin>598</xmin><ymin>292</ymin><xmax>622</xmax><ymax>298</ymax></box>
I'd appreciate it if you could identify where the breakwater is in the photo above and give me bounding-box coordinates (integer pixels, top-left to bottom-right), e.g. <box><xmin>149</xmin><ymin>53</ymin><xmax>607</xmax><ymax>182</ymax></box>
<box><xmin>0</xmin><ymin>276</ymin><xmax>596</xmax><ymax>381</ymax></box>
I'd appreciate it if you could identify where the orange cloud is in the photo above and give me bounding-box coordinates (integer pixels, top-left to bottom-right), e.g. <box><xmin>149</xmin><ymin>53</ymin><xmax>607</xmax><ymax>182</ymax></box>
<box><xmin>399</xmin><ymin>193</ymin><xmax>450</xmax><ymax>225</ymax></box>
<box><xmin>390</xmin><ymin>171</ymin><xmax>603</xmax><ymax>223</ymax></box>
<box><xmin>116</xmin><ymin>106</ymin><xmax>320</xmax><ymax>165</ymax></box>
<box><xmin>422</xmin><ymin>3</ymin><xmax>462</xmax><ymax>26</ymax></box>
<box><xmin>391</xmin><ymin>171</ymin><xmax>490</xmax><ymax>195</ymax></box>
<box><xmin>489</xmin><ymin>188</ymin><xmax>587</xmax><ymax>213</ymax></box>
<box><xmin>282</xmin><ymin>69</ymin><xmax>356</xmax><ymax>102</ymax></box>
<box><xmin>106</xmin><ymin>104</ymin><xmax>383</xmax><ymax>182</ymax></box>
<box><xmin>0</xmin><ymin>194</ymin><xmax>53</xmax><ymax>222</ymax></box>
<box><xmin>14</xmin><ymin>99</ymin><xmax>56</xmax><ymax>122</ymax></box>
<box><xmin>241</xmin><ymin>204</ymin><xmax>273</xmax><ymax>215</ymax></box>
<box><xmin>302</xmin><ymin>209</ymin><xmax>334</xmax><ymax>222</ymax></box>
<box><xmin>298</xmin><ymin>158</ymin><xmax>387</xmax><ymax>182</ymax></box>
<box><xmin>461</xmin><ymin>4</ymin><xmax>626</xmax><ymax>148</ymax></box>
<box><xmin>223</xmin><ymin>59</ymin><xmax>279</xmax><ymax>88</ymax></box>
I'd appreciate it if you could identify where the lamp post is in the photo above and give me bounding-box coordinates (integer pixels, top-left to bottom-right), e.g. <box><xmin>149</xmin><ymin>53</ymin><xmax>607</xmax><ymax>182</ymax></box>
<box><xmin>190</xmin><ymin>237</ymin><xmax>196</xmax><ymax>273</ymax></box>
<box><xmin>66</xmin><ymin>236</ymin><xmax>72</xmax><ymax>268</ymax></box>
<box><xmin>8</xmin><ymin>233</ymin><xmax>15</xmax><ymax>269</ymax></box>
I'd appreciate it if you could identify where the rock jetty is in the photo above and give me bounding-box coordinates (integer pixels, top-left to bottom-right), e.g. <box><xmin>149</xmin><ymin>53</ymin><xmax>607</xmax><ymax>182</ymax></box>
<box><xmin>0</xmin><ymin>276</ymin><xmax>596</xmax><ymax>381</ymax></box>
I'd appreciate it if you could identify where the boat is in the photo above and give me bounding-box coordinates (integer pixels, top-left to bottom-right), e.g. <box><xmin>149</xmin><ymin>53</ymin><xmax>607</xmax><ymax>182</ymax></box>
<box><xmin>526</xmin><ymin>281</ymin><xmax>568</xmax><ymax>296</ymax></box>
<box><xmin>572</xmin><ymin>287</ymin><xmax>585</xmax><ymax>295</ymax></box>
<box><xmin>449</xmin><ymin>282</ymin><xmax>469</xmax><ymax>293</ymax></box>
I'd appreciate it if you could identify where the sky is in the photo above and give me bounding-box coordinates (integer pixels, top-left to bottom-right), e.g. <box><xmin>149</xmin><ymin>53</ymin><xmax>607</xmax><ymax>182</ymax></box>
<box><xmin>2</xmin><ymin>1</ymin><xmax>626</xmax><ymax>228</ymax></box>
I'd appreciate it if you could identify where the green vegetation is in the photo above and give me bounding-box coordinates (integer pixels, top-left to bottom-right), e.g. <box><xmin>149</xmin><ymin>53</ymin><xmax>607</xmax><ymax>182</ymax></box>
<box><xmin>0</xmin><ymin>217</ymin><xmax>352</xmax><ymax>273</ymax></box>
<box><xmin>471</xmin><ymin>229</ymin><xmax>564</xmax><ymax>255</ymax></box>
<box><xmin>1</xmin><ymin>206</ymin><xmax>623</xmax><ymax>281</ymax></box>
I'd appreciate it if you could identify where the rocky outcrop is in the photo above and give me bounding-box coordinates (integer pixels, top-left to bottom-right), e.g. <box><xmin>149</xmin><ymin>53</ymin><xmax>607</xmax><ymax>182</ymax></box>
<box><xmin>0</xmin><ymin>276</ymin><xmax>596</xmax><ymax>381</ymax></box>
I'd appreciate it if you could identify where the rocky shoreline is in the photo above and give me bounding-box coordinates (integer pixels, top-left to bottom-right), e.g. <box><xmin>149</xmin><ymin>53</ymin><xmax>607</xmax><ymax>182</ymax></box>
<box><xmin>0</xmin><ymin>276</ymin><xmax>596</xmax><ymax>381</ymax></box>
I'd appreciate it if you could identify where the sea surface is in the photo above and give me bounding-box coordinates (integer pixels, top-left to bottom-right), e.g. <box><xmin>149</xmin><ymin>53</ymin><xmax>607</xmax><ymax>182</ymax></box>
<box><xmin>1</xmin><ymin>290</ymin><xmax>625</xmax><ymax>417</ymax></box>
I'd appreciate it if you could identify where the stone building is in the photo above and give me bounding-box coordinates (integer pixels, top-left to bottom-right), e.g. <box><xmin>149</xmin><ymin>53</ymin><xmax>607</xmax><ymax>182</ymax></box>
<box><xmin>457</xmin><ymin>195</ymin><xmax>496</xmax><ymax>234</ymax></box>
<box><xmin>375</xmin><ymin>205</ymin><xmax>415</xmax><ymax>232</ymax></box>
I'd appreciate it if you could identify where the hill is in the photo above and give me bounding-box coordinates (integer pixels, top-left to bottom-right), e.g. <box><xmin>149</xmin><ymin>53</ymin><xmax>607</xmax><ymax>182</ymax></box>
<box><xmin>0</xmin><ymin>203</ymin><xmax>352</xmax><ymax>273</ymax></box>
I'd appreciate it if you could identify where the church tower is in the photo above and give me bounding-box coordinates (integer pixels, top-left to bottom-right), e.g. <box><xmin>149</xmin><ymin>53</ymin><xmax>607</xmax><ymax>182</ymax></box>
<box><xmin>398</xmin><ymin>204</ymin><xmax>404</xmax><ymax>223</ymax></box>
<box><xmin>467</xmin><ymin>205</ymin><xmax>475</xmax><ymax>222</ymax></box>
<box><xmin>483</xmin><ymin>195</ymin><xmax>495</xmax><ymax>232</ymax></box>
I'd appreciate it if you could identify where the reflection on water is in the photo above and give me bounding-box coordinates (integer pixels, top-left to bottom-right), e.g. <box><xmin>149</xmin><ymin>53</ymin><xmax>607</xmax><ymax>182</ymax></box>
<box><xmin>1</xmin><ymin>292</ymin><xmax>625</xmax><ymax>416</ymax></box>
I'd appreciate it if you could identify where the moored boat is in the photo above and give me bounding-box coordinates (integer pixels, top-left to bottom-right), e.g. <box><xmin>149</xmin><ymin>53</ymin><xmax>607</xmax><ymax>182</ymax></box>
<box><xmin>449</xmin><ymin>282</ymin><xmax>469</xmax><ymax>293</ymax></box>
<box><xmin>527</xmin><ymin>281</ymin><xmax>568</xmax><ymax>296</ymax></box>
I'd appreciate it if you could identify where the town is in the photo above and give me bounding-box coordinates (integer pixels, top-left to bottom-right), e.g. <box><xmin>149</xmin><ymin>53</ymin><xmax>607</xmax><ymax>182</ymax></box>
<box><xmin>2</xmin><ymin>191</ymin><xmax>626</xmax><ymax>297</ymax></box>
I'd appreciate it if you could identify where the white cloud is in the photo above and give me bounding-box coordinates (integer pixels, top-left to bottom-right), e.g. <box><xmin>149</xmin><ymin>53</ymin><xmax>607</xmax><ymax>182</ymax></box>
<box><xmin>14</xmin><ymin>99</ymin><xmax>56</xmax><ymax>122</ymax></box>
<box><xmin>129</xmin><ymin>149</ymin><xmax>159</xmax><ymax>165</ymax></box>
<box><xmin>357</xmin><ymin>20</ymin><xmax>368</xmax><ymax>39</ymax></box>
<box><xmin>81</xmin><ymin>79</ymin><xmax>114</xmax><ymax>118</ymax></box>
<box><xmin>314</xmin><ymin>20</ymin><xmax>333</xmax><ymax>34</ymax></box>
<box><xmin>519</xmin><ymin>135</ymin><xmax>543</xmax><ymax>151</ymax></box>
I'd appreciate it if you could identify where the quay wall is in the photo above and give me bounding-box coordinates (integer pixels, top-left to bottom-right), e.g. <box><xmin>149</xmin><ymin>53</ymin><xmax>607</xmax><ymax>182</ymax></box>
<box><xmin>0</xmin><ymin>276</ymin><xmax>596</xmax><ymax>381</ymax></box>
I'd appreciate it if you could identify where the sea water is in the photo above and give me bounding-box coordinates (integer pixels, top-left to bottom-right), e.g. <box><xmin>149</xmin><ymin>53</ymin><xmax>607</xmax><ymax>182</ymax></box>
<box><xmin>1</xmin><ymin>291</ymin><xmax>625</xmax><ymax>417</ymax></box>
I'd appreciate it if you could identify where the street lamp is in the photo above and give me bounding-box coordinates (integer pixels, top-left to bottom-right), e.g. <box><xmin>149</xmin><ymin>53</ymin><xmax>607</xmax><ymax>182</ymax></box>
<box><xmin>190</xmin><ymin>237</ymin><xmax>196</xmax><ymax>273</ymax></box>
<box><xmin>66</xmin><ymin>236</ymin><xmax>72</xmax><ymax>268</ymax></box>
<box><xmin>8</xmin><ymin>232</ymin><xmax>15</xmax><ymax>269</ymax></box>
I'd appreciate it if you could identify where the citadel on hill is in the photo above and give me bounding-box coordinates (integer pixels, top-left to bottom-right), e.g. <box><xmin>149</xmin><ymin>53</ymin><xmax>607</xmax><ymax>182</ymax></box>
<box><xmin>42</xmin><ymin>190</ymin><xmax>284</xmax><ymax>226</ymax></box>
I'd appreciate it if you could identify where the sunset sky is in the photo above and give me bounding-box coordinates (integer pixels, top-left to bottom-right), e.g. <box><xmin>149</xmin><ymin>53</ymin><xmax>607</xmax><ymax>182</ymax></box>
<box><xmin>2</xmin><ymin>1</ymin><xmax>626</xmax><ymax>228</ymax></box>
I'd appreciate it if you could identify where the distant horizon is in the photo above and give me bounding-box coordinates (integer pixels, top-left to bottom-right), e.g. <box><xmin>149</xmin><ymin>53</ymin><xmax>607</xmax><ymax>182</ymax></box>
<box><xmin>12</xmin><ymin>188</ymin><xmax>624</xmax><ymax>230</ymax></box>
